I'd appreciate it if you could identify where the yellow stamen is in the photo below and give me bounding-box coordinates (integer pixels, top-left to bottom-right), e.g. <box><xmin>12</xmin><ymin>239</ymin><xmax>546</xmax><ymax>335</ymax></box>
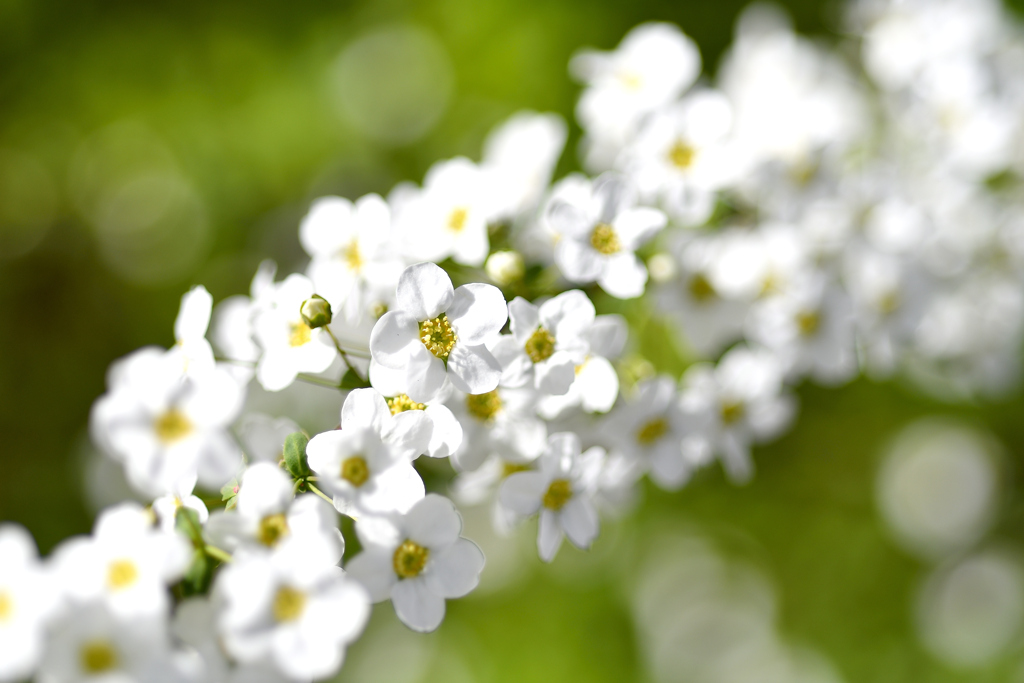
<box><xmin>448</xmin><ymin>207</ymin><xmax>469</xmax><ymax>233</ymax></box>
<box><xmin>81</xmin><ymin>640</ymin><xmax>118</xmax><ymax>674</ymax></box>
<box><xmin>688</xmin><ymin>273</ymin><xmax>716</xmax><ymax>302</ymax></box>
<box><xmin>501</xmin><ymin>462</ymin><xmax>532</xmax><ymax>478</ymax></box>
<box><xmin>466</xmin><ymin>390</ymin><xmax>502</xmax><ymax>422</ymax></box>
<box><xmin>258</xmin><ymin>513</ymin><xmax>289</xmax><ymax>547</ymax></box>
<box><xmin>387</xmin><ymin>394</ymin><xmax>426</xmax><ymax>415</ymax></box>
<box><xmin>393</xmin><ymin>539</ymin><xmax>430</xmax><ymax>579</ymax></box>
<box><xmin>796</xmin><ymin>310</ymin><xmax>820</xmax><ymax>336</ymax></box>
<box><xmin>524</xmin><ymin>327</ymin><xmax>556</xmax><ymax>363</ymax></box>
<box><xmin>106</xmin><ymin>560</ymin><xmax>138</xmax><ymax>590</ymax></box>
<box><xmin>272</xmin><ymin>586</ymin><xmax>306</xmax><ymax>622</ymax></box>
<box><xmin>339</xmin><ymin>238</ymin><xmax>363</xmax><ymax>271</ymax></box>
<box><xmin>0</xmin><ymin>591</ymin><xmax>12</xmax><ymax>622</ymax></box>
<box><xmin>289</xmin><ymin>322</ymin><xmax>312</xmax><ymax>347</ymax></box>
<box><xmin>542</xmin><ymin>479</ymin><xmax>573</xmax><ymax>511</ymax></box>
<box><xmin>341</xmin><ymin>456</ymin><xmax>370</xmax><ymax>487</ymax></box>
<box><xmin>590</xmin><ymin>223</ymin><xmax>621</xmax><ymax>255</ymax></box>
<box><xmin>419</xmin><ymin>314</ymin><xmax>457</xmax><ymax>360</ymax></box>
<box><xmin>154</xmin><ymin>409</ymin><xmax>192</xmax><ymax>444</ymax></box>
<box><xmin>667</xmin><ymin>139</ymin><xmax>696</xmax><ymax>170</ymax></box>
<box><xmin>721</xmin><ymin>401</ymin><xmax>745</xmax><ymax>425</ymax></box>
<box><xmin>636</xmin><ymin>418</ymin><xmax>668</xmax><ymax>445</ymax></box>
<box><xmin>879</xmin><ymin>291</ymin><xmax>900</xmax><ymax>316</ymax></box>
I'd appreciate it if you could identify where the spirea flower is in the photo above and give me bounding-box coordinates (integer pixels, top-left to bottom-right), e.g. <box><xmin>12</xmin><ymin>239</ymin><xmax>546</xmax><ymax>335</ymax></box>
<box><xmin>369</xmin><ymin>262</ymin><xmax>507</xmax><ymax>402</ymax></box>
<box><xmin>0</xmin><ymin>525</ymin><xmax>56</xmax><ymax>683</ymax></box>
<box><xmin>345</xmin><ymin>495</ymin><xmax>485</xmax><ymax>633</ymax></box>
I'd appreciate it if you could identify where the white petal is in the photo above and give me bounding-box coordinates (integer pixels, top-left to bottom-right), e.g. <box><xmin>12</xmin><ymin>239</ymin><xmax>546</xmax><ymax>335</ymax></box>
<box><xmin>386</xmin><ymin>410</ymin><xmax>432</xmax><ymax>459</ymax></box>
<box><xmin>488</xmin><ymin>336</ymin><xmax>532</xmax><ymax>388</ymax></box>
<box><xmin>404</xmin><ymin>494</ymin><xmax>461</xmax><ymax>549</ymax></box>
<box><xmin>598</xmin><ymin>252</ymin><xmax>648</xmax><ymax>299</ymax></box>
<box><xmin>424</xmin><ymin>404</ymin><xmax>463</xmax><ymax>458</ymax></box>
<box><xmin>447</xmin><ymin>283</ymin><xmax>507</xmax><ymax>345</ymax></box>
<box><xmin>341</xmin><ymin>388</ymin><xmax>391</xmax><ymax>432</ymax></box>
<box><xmin>425</xmin><ymin>538</ymin><xmax>485</xmax><ymax>598</ymax></box>
<box><xmin>613</xmin><ymin>207</ymin><xmax>666</xmax><ymax>250</ymax></box>
<box><xmin>577</xmin><ymin>356</ymin><xmax>619</xmax><ymax>413</ymax></box>
<box><xmin>534</xmin><ymin>357</ymin><xmax>576</xmax><ymax>395</ymax></box>
<box><xmin>537</xmin><ymin>509</ymin><xmax>564</xmax><ymax>562</ymax></box>
<box><xmin>405</xmin><ymin>351</ymin><xmax>449</xmax><ymax>403</ymax></box>
<box><xmin>299</xmin><ymin>196</ymin><xmax>353</xmax><ymax>257</ymax></box>
<box><xmin>175</xmin><ymin>286</ymin><xmax>213</xmax><ymax>343</ymax></box>
<box><xmin>345</xmin><ymin>549</ymin><xmax>397</xmax><ymax>602</ymax></box>
<box><xmin>397</xmin><ymin>262</ymin><xmax>455</xmax><ymax>320</ymax></box>
<box><xmin>507</xmin><ymin>297</ymin><xmax>540</xmax><ymax>344</ymax></box>
<box><xmin>391</xmin><ymin>577</ymin><xmax>446</xmax><ymax>632</ymax></box>
<box><xmin>360</xmin><ymin>463</ymin><xmax>425</xmax><ymax>515</ymax></box>
<box><xmin>560</xmin><ymin>497</ymin><xmax>599</xmax><ymax>549</ymax></box>
<box><xmin>498</xmin><ymin>471</ymin><xmax>546</xmax><ymax>516</ymax></box>
<box><xmin>555</xmin><ymin>239</ymin><xmax>604</xmax><ymax>283</ymax></box>
<box><xmin>369</xmin><ymin>311</ymin><xmax>421</xmax><ymax>369</ymax></box>
<box><xmin>446</xmin><ymin>345</ymin><xmax>502</xmax><ymax>395</ymax></box>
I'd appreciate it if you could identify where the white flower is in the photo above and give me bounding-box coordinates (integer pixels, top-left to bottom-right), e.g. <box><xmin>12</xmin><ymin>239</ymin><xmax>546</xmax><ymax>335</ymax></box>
<box><xmin>0</xmin><ymin>525</ymin><xmax>56</xmax><ymax>683</ymax></box>
<box><xmin>52</xmin><ymin>503</ymin><xmax>191</xmax><ymax>620</ymax></box>
<box><xmin>216</xmin><ymin>537</ymin><xmax>370</xmax><ymax>681</ymax></box>
<box><xmin>300</xmin><ymin>194</ymin><xmax>404</xmax><ymax>325</ymax></box>
<box><xmin>91</xmin><ymin>348</ymin><xmax>244</xmax><ymax>496</ymax></box>
<box><xmin>168</xmin><ymin>286</ymin><xmax>215</xmax><ymax>378</ymax></box>
<box><xmin>499</xmin><ymin>432</ymin><xmax>603</xmax><ymax>562</ymax></box>
<box><xmin>602</xmin><ymin>376</ymin><xmax>708</xmax><ymax>490</ymax></box>
<box><xmin>546</xmin><ymin>174</ymin><xmax>666</xmax><ymax>298</ymax></box>
<box><xmin>446</xmin><ymin>386</ymin><xmax>548</xmax><ymax>473</ymax></box>
<box><xmin>571</xmin><ymin>22</ymin><xmax>702</xmax><ymax>169</ymax></box>
<box><xmin>253</xmin><ymin>273</ymin><xmax>337</xmax><ymax>392</ymax></box>
<box><xmin>394</xmin><ymin>158</ymin><xmax>496</xmax><ymax>267</ymax></box>
<box><xmin>39</xmin><ymin>602</ymin><xmax>171</xmax><ymax>683</ymax></box>
<box><xmin>489</xmin><ymin>290</ymin><xmax>595</xmax><ymax>396</ymax></box>
<box><xmin>237</xmin><ymin>413</ymin><xmax>301</xmax><ymax>464</ymax></box>
<box><xmin>369</xmin><ymin>263</ymin><xmax>507</xmax><ymax>402</ymax></box>
<box><xmin>482</xmin><ymin>112</ymin><xmax>568</xmax><ymax>221</ymax></box>
<box><xmin>369</xmin><ymin>360</ymin><xmax>463</xmax><ymax>459</ymax></box>
<box><xmin>536</xmin><ymin>313</ymin><xmax>627</xmax><ymax>418</ymax></box>
<box><xmin>205</xmin><ymin>463</ymin><xmax>344</xmax><ymax>558</ymax></box>
<box><xmin>151</xmin><ymin>492</ymin><xmax>209</xmax><ymax>535</ymax></box>
<box><xmin>345</xmin><ymin>494</ymin><xmax>485</xmax><ymax>633</ymax></box>
<box><xmin>306</xmin><ymin>388</ymin><xmax>430</xmax><ymax>517</ymax></box>
<box><xmin>210</xmin><ymin>260</ymin><xmax>277</xmax><ymax>384</ymax></box>
<box><xmin>678</xmin><ymin>346</ymin><xmax>796</xmax><ymax>483</ymax></box>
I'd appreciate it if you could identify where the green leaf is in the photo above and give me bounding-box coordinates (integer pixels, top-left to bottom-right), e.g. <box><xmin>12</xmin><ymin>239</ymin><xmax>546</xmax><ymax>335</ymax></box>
<box><xmin>283</xmin><ymin>431</ymin><xmax>311</xmax><ymax>480</ymax></box>
<box><xmin>220</xmin><ymin>478</ymin><xmax>239</xmax><ymax>503</ymax></box>
<box><xmin>339</xmin><ymin>368</ymin><xmax>371</xmax><ymax>390</ymax></box>
<box><xmin>179</xmin><ymin>549</ymin><xmax>214</xmax><ymax>596</ymax></box>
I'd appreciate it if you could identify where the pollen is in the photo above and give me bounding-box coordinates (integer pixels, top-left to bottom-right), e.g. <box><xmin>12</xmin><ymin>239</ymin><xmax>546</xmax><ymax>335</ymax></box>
<box><xmin>258</xmin><ymin>513</ymin><xmax>290</xmax><ymax>547</ymax></box>
<box><xmin>272</xmin><ymin>586</ymin><xmax>307</xmax><ymax>623</ymax></box>
<box><xmin>667</xmin><ymin>139</ymin><xmax>697</xmax><ymax>170</ymax></box>
<box><xmin>466</xmin><ymin>390</ymin><xmax>503</xmax><ymax>422</ymax></box>
<box><xmin>796</xmin><ymin>310</ymin><xmax>820</xmax><ymax>336</ymax></box>
<box><xmin>387</xmin><ymin>394</ymin><xmax>426</xmax><ymax>415</ymax></box>
<box><xmin>289</xmin><ymin>322</ymin><xmax>312</xmax><ymax>347</ymax></box>
<box><xmin>502</xmin><ymin>462</ymin><xmax>532</xmax><ymax>478</ymax></box>
<box><xmin>340</xmin><ymin>238</ymin><xmax>363</xmax><ymax>271</ymax></box>
<box><xmin>0</xmin><ymin>591</ymin><xmax>12</xmax><ymax>622</ymax></box>
<box><xmin>341</xmin><ymin>456</ymin><xmax>370</xmax><ymax>487</ymax></box>
<box><xmin>688</xmin><ymin>273</ymin><xmax>716</xmax><ymax>302</ymax></box>
<box><xmin>107</xmin><ymin>559</ymin><xmax>139</xmax><ymax>590</ymax></box>
<box><xmin>525</xmin><ymin>327</ymin><xmax>556</xmax><ymax>363</ymax></box>
<box><xmin>154</xmin><ymin>408</ymin><xmax>192</xmax><ymax>444</ymax></box>
<box><xmin>420</xmin><ymin>314</ymin><xmax>457</xmax><ymax>360</ymax></box>
<box><xmin>393</xmin><ymin>539</ymin><xmax>430</xmax><ymax>579</ymax></box>
<box><xmin>448</xmin><ymin>207</ymin><xmax>469</xmax><ymax>233</ymax></box>
<box><xmin>636</xmin><ymin>417</ymin><xmax>668</xmax><ymax>444</ymax></box>
<box><xmin>720</xmin><ymin>400</ymin><xmax>745</xmax><ymax>425</ymax></box>
<box><xmin>618</xmin><ymin>70</ymin><xmax>643</xmax><ymax>90</ymax></box>
<box><xmin>590</xmin><ymin>223</ymin><xmax>621</xmax><ymax>255</ymax></box>
<box><xmin>81</xmin><ymin>640</ymin><xmax>118</xmax><ymax>674</ymax></box>
<box><xmin>542</xmin><ymin>479</ymin><xmax>573</xmax><ymax>511</ymax></box>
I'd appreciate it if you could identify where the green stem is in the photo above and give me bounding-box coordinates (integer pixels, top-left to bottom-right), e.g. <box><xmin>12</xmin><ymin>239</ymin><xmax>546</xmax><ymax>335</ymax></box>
<box><xmin>307</xmin><ymin>483</ymin><xmax>335</xmax><ymax>505</ymax></box>
<box><xmin>325</xmin><ymin>328</ymin><xmax>364</xmax><ymax>381</ymax></box>
<box><xmin>295</xmin><ymin>373</ymin><xmax>344</xmax><ymax>389</ymax></box>
<box><xmin>205</xmin><ymin>545</ymin><xmax>233</xmax><ymax>564</ymax></box>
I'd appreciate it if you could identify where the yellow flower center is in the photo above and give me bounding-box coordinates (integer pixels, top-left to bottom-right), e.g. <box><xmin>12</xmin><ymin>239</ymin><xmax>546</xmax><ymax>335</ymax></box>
<box><xmin>0</xmin><ymin>591</ymin><xmax>12</xmax><ymax>622</ymax></box>
<box><xmin>393</xmin><ymin>539</ymin><xmax>430</xmax><ymax>579</ymax></box>
<box><xmin>590</xmin><ymin>223</ymin><xmax>621</xmax><ymax>255</ymax></box>
<box><xmin>524</xmin><ymin>326</ymin><xmax>556</xmax><ymax>363</ymax></box>
<box><xmin>617</xmin><ymin>70</ymin><xmax>642</xmax><ymax>90</ymax></box>
<box><xmin>501</xmin><ymin>462</ymin><xmax>532</xmax><ymax>478</ymax></box>
<box><xmin>448</xmin><ymin>207</ymin><xmax>469</xmax><ymax>233</ymax></box>
<box><xmin>80</xmin><ymin>640</ymin><xmax>118</xmax><ymax>674</ymax></box>
<box><xmin>289</xmin><ymin>322</ymin><xmax>312</xmax><ymax>347</ymax></box>
<box><xmin>688</xmin><ymin>273</ymin><xmax>716</xmax><ymax>302</ymax></box>
<box><xmin>258</xmin><ymin>513</ymin><xmax>290</xmax><ymax>547</ymax></box>
<box><xmin>636</xmin><ymin>418</ymin><xmax>668</xmax><ymax>445</ymax></box>
<box><xmin>466</xmin><ymin>390</ymin><xmax>503</xmax><ymax>422</ymax></box>
<box><xmin>387</xmin><ymin>394</ymin><xmax>426</xmax><ymax>415</ymax></box>
<box><xmin>154</xmin><ymin>409</ymin><xmax>192</xmax><ymax>444</ymax></box>
<box><xmin>796</xmin><ymin>310</ymin><xmax>820</xmax><ymax>336</ymax></box>
<box><xmin>667</xmin><ymin>139</ymin><xmax>697</xmax><ymax>170</ymax></box>
<box><xmin>879</xmin><ymin>291</ymin><xmax>900</xmax><ymax>316</ymax></box>
<box><xmin>341</xmin><ymin>456</ymin><xmax>370</xmax><ymax>487</ymax></box>
<box><xmin>272</xmin><ymin>586</ymin><xmax>306</xmax><ymax>623</ymax></box>
<box><xmin>106</xmin><ymin>560</ymin><xmax>138</xmax><ymax>590</ymax></box>
<box><xmin>720</xmin><ymin>401</ymin><xmax>745</xmax><ymax>425</ymax></box>
<box><xmin>339</xmin><ymin>238</ymin><xmax>363</xmax><ymax>271</ymax></box>
<box><xmin>419</xmin><ymin>314</ymin><xmax>457</xmax><ymax>360</ymax></box>
<box><xmin>542</xmin><ymin>479</ymin><xmax>573</xmax><ymax>511</ymax></box>
<box><xmin>372</xmin><ymin>301</ymin><xmax>389</xmax><ymax>319</ymax></box>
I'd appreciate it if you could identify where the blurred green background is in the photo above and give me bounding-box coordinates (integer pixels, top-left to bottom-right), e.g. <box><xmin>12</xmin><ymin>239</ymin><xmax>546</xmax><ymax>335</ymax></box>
<box><xmin>4</xmin><ymin>0</ymin><xmax>1024</xmax><ymax>681</ymax></box>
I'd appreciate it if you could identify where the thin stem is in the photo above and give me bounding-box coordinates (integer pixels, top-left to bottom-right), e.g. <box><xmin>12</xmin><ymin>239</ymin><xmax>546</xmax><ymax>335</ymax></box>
<box><xmin>295</xmin><ymin>373</ymin><xmax>342</xmax><ymax>389</ymax></box>
<box><xmin>307</xmin><ymin>483</ymin><xmax>334</xmax><ymax>505</ymax></box>
<box><xmin>325</xmin><ymin>327</ymin><xmax>364</xmax><ymax>381</ymax></box>
<box><xmin>215</xmin><ymin>356</ymin><xmax>256</xmax><ymax>367</ymax></box>
<box><xmin>205</xmin><ymin>545</ymin><xmax>233</xmax><ymax>564</ymax></box>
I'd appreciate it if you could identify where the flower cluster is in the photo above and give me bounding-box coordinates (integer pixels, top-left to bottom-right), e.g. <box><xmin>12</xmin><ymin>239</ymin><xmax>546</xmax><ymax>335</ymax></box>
<box><xmin>6</xmin><ymin>0</ymin><xmax>1024</xmax><ymax>680</ymax></box>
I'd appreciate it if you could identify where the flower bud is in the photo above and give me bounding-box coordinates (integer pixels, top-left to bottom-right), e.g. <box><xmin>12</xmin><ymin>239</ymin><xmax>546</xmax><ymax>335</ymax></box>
<box><xmin>300</xmin><ymin>295</ymin><xmax>332</xmax><ymax>329</ymax></box>
<box><xmin>485</xmin><ymin>250</ymin><xmax>525</xmax><ymax>286</ymax></box>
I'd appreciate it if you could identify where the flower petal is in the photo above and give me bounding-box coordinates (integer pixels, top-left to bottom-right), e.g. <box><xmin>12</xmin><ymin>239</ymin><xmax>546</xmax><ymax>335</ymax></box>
<box><xmin>369</xmin><ymin>311</ymin><xmax>422</xmax><ymax>369</ymax></box>
<box><xmin>424</xmin><ymin>404</ymin><xmax>463</xmax><ymax>458</ymax></box>
<box><xmin>498</xmin><ymin>471</ymin><xmax>546</xmax><ymax>516</ymax></box>
<box><xmin>559</xmin><ymin>497</ymin><xmax>599</xmax><ymax>549</ymax></box>
<box><xmin>555</xmin><ymin>239</ymin><xmax>604</xmax><ymax>283</ymax></box>
<box><xmin>446</xmin><ymin>345</ymin><xmax>501</xmax><ymax>395</ymax></box>
<box><xmin>507</xmin><ymin>297</ymin><xmax>540</xmax><ymax>345</ymax></box>
<box><xmin>345</xmin><ymin>549</ymin><xmax>397</xmax><ymax>602</ymax></box>
<box><xmin>613</xmin><ymin>206</ymin><xmax>666</xmax><ymax>250</ymax></box>
<box><xmin>397</xmin><ymin>262</ymin><xmax>454</xmax><ymax>320</ymax></box>
<box><xmin>341</xmin><ymin>388</ymin><xmax>391</xmax><ymax>432</ymax></box>
<box><xmin>425</xmin><ymin>538</ymin><xmax>485</xmax><ymax>598</ymax></box>
<box><xmin>447</xmin><ymin>283</ymin><xmax>508</xmax><ymax>345</ymax></box>
<box><xmin>404</xmin><ymin>494</ymin><xmax>462</xmax><ymax>550</ymax></box>
<box><xmin>598</xmin><ymin>252</ymin><xmax>647</xmax><ymax>299</ymax></box>
<box><xmin>391</xmin><ymin>577</ymin><xmax>446</xmax><ymax>632</ymax></box>
<box><xmin>405</xmin><ymin>351</ymin><xmax>448</xmax><ymax>404</ymax></box>
<box><xmin>534</xmin><ymin>357</ymin><xmax>576</xmax><ymax>395</ymax></box>
<box><xmin>538</xmin><ymin>509</ymin><xmax>564</xmax><ymax>562</ymax></box>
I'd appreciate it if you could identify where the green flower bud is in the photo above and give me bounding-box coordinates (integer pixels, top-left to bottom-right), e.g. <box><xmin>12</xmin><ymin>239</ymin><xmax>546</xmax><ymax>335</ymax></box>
<box><xmin>300</xmin><ymin>295</ymin><xmax>332</xmax><ymax>329</ymax></box>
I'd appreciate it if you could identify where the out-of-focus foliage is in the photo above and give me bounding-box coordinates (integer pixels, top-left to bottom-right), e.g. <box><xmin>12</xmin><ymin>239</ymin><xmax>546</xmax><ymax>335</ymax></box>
<box><xmin>3</xmin><ymin>0</ymin><xmax>1024</xmax><ymax>681</ymax></box>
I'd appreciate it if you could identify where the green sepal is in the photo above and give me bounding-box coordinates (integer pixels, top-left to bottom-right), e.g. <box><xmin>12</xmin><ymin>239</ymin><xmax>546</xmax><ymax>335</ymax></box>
<box><xmin>220</xmin><ymin>478</ymin><xmax>239</xmax><ymax>510</ymax></box>
<box><xmin>340</xmin><ymin>368</ymin><xmax>371</xmax><ymax>390</ymax></box>
<box><xmin>283</xmin><ymin>432</ymin><xmax>312</xmax><ymax>480</ymax></box>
